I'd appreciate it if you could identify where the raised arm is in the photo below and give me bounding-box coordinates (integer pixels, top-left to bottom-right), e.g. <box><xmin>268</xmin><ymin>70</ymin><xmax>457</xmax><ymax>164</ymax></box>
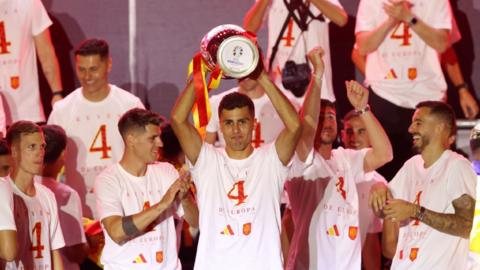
<box><xmin>310</xmin><ymin>0</ymin><xmax>348</xmax><ymax>27</ymax></box>
<box><xmin>102</xmin><ymin>179</ymin><xmax>189</xmax><ymax>244</ymax></box>
<box><xmin>244</xmin><ymin>0</ymin><xmax>271</xmax><ymax>33</ymax></box>
<box><xmin>296</xmin><ymin>47</ymin><xmax>324</xmax><ymax>161</ymax></box>
<box><xmin>34</xmin><ymin>28</ymin><xmax>63</xmax><ymax>104</ymax></box>
<box><xmin>170</xmin><ymin>80</ymin><xmax>203</xmax><ymax>165</ymax></box>
<box><xmin>383</xmin><ymin>0</ymin><xmax>450</xmax><ymax>53</ymax></box>
<box><xmin>257</xmin><ymin>71</ymin><xmax>301</xmax><ymax>165</ymax></box>
<box><xmin>345</xmin><ymin>81</ymin><xmax>393</xmax><ymax>172</ymax></box>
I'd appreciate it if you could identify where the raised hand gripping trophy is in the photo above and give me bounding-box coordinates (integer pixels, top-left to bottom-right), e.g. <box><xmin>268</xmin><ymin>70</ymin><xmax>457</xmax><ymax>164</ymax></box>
<box><xmin>189</xmin><ymin>24</ymin><xmax>261</xmax><ymax>129</ymax></box>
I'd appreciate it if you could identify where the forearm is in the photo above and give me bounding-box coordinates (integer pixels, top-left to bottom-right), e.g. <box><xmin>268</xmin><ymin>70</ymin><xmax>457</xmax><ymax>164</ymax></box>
<box><xmin>356</xmin><ymin>18</ymin><xmax>396</xmax><ymax>56</ymax></box>
<box><xmin>382</xmin><ymin>219</ymin><xmax>399</xmax><ymax>259</ymax></box>
<box><xmin>361</xmin><ymin>111</ymin><xmax>393</xmax><ymax>171</ymax></box>
<box><xmin>52</xmin><ymin>249</ymin><xmax>64</xmax><ymax>270</ymax></box>
<box><xmin>409</xmin><ymin>17</ymin><xmax>449</xmax><ymax>53</ymax></box>
<box><xmin>181</xmin><ymin>194</ymin><xmax>199</xmax><ymax>228</ymax></box>
<box><xmin>0</xmin><ymin>230</ymin><xmax>17</xmax><ymax>261</ymax></box>
<box><xmin>171</xmin><ymin>81</ymin><xmax>196</xmax><ymax>127</ymax></box>
<box><xmin>34</xmin><ymin>30</ymin><xmax>62</xmax><ymax>92</ymax></box>
<box><xmin>62</xmin><ymin>243</ymin><xmax>89</xmax><ymax>264</ymax></box>
<box><xmin>297</xmin><ymin>72</ymin><xmax>322</xmax><ymax>161</ymax></box>
<box><xmin>244</xmin><ymin>0</ymin><xmax>270</xmax><ymax>33</ymax></box>
<box><xmin>309</xmin><ymin>0</ymin><xmax>347</xmax><ymax>27</ymax></box>
<box><xmin>421</xmin><ymin>207</ymin><xmax>472</xmax><ymax>238</ymax></box>
<box><xmin>362</xmin><ymin>233</ymin><xmax>381</xmax><ymax>270</ymax></box>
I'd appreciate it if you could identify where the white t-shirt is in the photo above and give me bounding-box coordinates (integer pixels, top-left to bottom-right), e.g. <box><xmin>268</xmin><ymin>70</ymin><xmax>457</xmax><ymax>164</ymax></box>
<box><xmin>95</xmin><ymin>162</ymin><xmax>183</xmax><ymax>270</ymax></box>
<box><xmin>0</xmin><ymin>0</ymin><xmax>52</xmax><ymax>123</ymax></box>
<box><xmin>357</xmin><ymin>171</ymin><xmax>386</xmax><ymax>247</ymax></box>
<box><xmin>389</xmin><ymin>150</ymin><xmax>476</xmax><ymax>270</ymax></box>
<box><xmin>264</xmin><ymin>0</ymin><xmax>342</xmax><ymax>102</ymax></box>
<box><xmin>0</xmin><ymin>178</ymin><xmax>15</xmax><ymax>231</ymax></box>
<box><xmin>48</xmin><ymin>85</ymin><xmax>144</xmax><ymax>219</ymax></box>
<box><xmin>189</xmin><ymin>142</ymin><xmax>288</xmax><ymax>270</ymax></box>
<box><xmin>285</xmin><ymin>147</ymin><xmax>368</xmax><ymax>270</ymax></box>
<box><xmin>355</xmin><ymin>0</ymin><xmax>452</xmax><ymax>109</ymax></box>
<box><xmin>6</xmin><ymin>178</ymin><xmax>65</xmax><ymax>270</ymax></box>
<box><xmin>38</xmin><ymin>177</ymin><xmax>86</xmax><ymax>270</ymax></box>
<box><xmin>206</xmin><ymin>87</ymin><xmax>298</xmax><ymax>147</ymax></box>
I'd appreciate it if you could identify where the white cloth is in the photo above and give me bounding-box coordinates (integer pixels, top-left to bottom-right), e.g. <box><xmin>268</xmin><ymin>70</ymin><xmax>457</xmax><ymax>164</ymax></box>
<box><xmin>0</xmin><ymin>178</ymin><xmax>15</xmax><ymax>231</ymax></box>
<box><xmin>95</xmin><ymin>162</ymin><xmax>183</xmax><ymax>270</ymax></box>
<box><xmin>355</xmin><ymin>0</ymin><xmax>452</xmax><ymax>109</ymax></box>
<box><xmin>0</xmin><ymin>0</ymin><xmax>51</xmax><ymax>123</ymax></box>
<box><xmin>38</xmin><ymin>177</ymin><xmax>86</xmax><ymax>270</ymax></box>
<box><xmin>264</xmin><ymin>0</ymin><xmax>341</xmax><ymax>102</ymax></box>
<box><xmin>206</xmin><ymin>87</ymin><xmax>298</xmax><ymax>147</ymax></box>
<box><xmin>285</xmin><ymin>147</ymin><xmax>368</xmax><ymax>270</ymax></box>
<box><xmin>357</xmin><ymin>171</ymin><xmax>386</xmax><ymax>247</ymax></box>
<box><xmin>389</xmin><ymin>150</ymin><xmax>476</xmax><ymax>270</ymax></box>
<box><xmin>189</xmin><ymin>142</ymin><xmax>288</xmax><ymax>270</ymax></box>
<box><xmin>48</xmin><ymin>85</ymin><xmax>144</xmax><ymax>219</ymax></box>
<box><xmin>6</xmin><ymin>178</ymin><xmax>65</xmax><ymax>270</ymax></box>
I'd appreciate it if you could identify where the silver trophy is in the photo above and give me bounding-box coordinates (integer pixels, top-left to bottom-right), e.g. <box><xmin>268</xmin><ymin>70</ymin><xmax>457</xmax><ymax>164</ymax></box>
<box><xmin>200</xmin><ymin>24</ymin><xmax>260</xmax><ymax>79</ymax></box>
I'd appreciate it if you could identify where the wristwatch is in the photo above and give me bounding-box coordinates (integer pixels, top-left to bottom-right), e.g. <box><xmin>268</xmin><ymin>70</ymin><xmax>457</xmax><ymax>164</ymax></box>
<box><xmin>355</xmin><ymin>105</ymin><xmax>370</xmax><ymax>115</ymax></box>
<box><xmin>415</xmin><ymin>205</ymin><xmax>426</xmax><ymax>221</ymax></box>
<box><xmin>408</xmin><ymin>16</ymin><xmax>418</xmax><ymax>26</ymax></box>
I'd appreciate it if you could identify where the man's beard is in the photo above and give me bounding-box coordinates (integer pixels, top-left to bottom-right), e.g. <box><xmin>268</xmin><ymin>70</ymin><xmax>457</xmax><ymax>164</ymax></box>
<box><xmin>412</xmin><ymin>133</ymin><xmax>430</xmax><ymax>154</ymax></box>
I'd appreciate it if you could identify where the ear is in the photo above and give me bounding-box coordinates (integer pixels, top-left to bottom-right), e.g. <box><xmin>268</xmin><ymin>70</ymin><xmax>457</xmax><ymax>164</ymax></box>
<box><xmin>125</xmin><ymin>132</ymin><xmax>136</xmax><ymax>148</ymax></box>
<box><xmin>10</xmin><ymin>143</ymin><xmax>18</xmax><ymax>159</ymax></box>
<box><xmin>107</xmin><ymin>57</ymin><xmax>113</xmax><ymax>73</ymax></box>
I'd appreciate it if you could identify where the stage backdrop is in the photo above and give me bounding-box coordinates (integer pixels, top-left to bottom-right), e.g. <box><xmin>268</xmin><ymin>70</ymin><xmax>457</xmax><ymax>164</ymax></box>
<box><xmin>42</xmin><ymin>0</ymin><xmax>480</xmax><ymax>121</ymax></box>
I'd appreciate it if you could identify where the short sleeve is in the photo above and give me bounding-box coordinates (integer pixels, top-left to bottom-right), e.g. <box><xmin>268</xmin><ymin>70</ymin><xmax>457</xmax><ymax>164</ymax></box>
<box><xmin>60</xmin><ymin>190</ymin><xmax>87</xmax><ymax>246</ymax></box>
<box><xmin>95</xmin><ymin>172</ymin><xmax>124</xmax><ymax>221</ymax></box>
<box><xmin>0</xmin><ymin>180</ymin><xmax>15</xmax><ymax>230</ymax></box>
<box><xmin>446</xmin><ymin>159</ymin><xmax>476</xmax><ymax>201</ymax></box>
<box><xmin>355</xmin><ymin>0</ymin><xmax>379</xmax><ymax>34</ymax></box>
<box><xmin>32</xmin><ymin>0</ymin><xmax>52</xmax><ymax>36</ymax></box>
<box><xmin>388</xmin><ymin>164</ymin><xmax>409</xmax><ymax>200</ymax></box>
<box><xmin>427</xmin><ymin>0</ymin><xmax>452</xmax><ymax>30</ymax></box>
<box><xmin>46</xmin><ymin>189</ymin><xmax>66</xmax><ymax>250</ymax></box>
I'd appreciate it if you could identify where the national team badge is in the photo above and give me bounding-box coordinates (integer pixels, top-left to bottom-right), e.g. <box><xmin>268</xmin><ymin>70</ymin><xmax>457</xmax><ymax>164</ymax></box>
<box><xmin>10</xmin><ymin>76</ymin><xmax>19</xmax><ymax>89</ymax></box>
<box><xmin>409</xmin><ymin>247</ymin><xmax>419</xmax><ymax>261</ymax></box>
<box><xmin>408</xmin><ymin>68</ymin><xmax>417</xmax><ymax>80</ymax></box>
<box><xmin>156</xmin><ymin>251</ymin><xmax>164</xmax><ymax>263</ymax></box>
<box><xmin>348</xmin><ymin>226</ymin><xmax>358</xmax><ymax>240</ymax></box>
<box><xmin>243</xmin><ymin>223</ymin><xmax>252</xmax><ymax>235</ymax></box>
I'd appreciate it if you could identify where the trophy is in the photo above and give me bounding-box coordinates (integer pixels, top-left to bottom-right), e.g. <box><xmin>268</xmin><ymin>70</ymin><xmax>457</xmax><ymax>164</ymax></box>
<box><xmin>200</xmin><ymin>24</ymin><xmax>260</xmax><ymax>79</ymax></box>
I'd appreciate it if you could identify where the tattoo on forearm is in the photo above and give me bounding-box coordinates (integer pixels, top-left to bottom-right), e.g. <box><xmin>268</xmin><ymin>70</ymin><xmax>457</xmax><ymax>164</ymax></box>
<box><xmin>122</xmin><ymin>215</ymin><xmax>140</xmax><ymax>237</ymax></box>
<box><xmin>422</xmin><ymin>194</ymin><xmax>475</xmax><ymax>238</ymax></box>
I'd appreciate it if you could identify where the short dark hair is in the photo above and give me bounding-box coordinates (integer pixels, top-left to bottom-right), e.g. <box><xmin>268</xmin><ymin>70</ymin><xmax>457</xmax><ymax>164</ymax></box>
<box><xmin>342</xmin><ymin>110</ymin><xmax>359</xmax><ymax>126</ymax></box>
<box><xmin>118</xmin><ymin>108</ymin><xmax>165</xmax><ymax>138</ymax></box>
<box><xmin>416</xmin><ymin>101</ymin><xmax>456</xmax><ymax>136</ymax></box>
<box><xmin>74</xmin><ymin>38</ymin><xmax>109</xmax><ymax>59</ymax></box>
<box><xmin>42</xmin><ymin>125</ymin><xmax>67</xmax><ymax>164</ymax></box>
<box><xmin>6</xmin><ymin>121</ymin><xmax>42</xmax><ymax>148</ymax></box>
<box><xmin>0</xmin><ymin>139</ymin><xmax>10</xmax><ymax>156</ymax></box>
<box><xmin>160</xmin><ymin>123</ymin><xmax>182</xmax><ymax>162</ymax></box>
<box><xmin>320</xmin><ymin>99</ymin><xmax>336</xmax><ymax>112</ymax></box>
<box><xmin>218</xmin><ymin>92</ymin><xmax>255</xmax><ymax>118</ymax></box>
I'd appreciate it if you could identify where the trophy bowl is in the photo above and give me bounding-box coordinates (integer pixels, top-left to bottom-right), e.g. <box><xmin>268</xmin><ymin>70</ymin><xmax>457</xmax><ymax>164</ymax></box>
<box><xmin>200</xmin><ymin>24</ymin><xmax>259</xmax><ymax>79</ymax></box>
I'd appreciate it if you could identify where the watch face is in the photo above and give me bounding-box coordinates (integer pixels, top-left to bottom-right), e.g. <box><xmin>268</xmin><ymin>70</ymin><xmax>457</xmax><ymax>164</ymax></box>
<box><xmin>410</xmin><ymin>17</ymin><xmax>418</xmax><ymax>26</ymax></box>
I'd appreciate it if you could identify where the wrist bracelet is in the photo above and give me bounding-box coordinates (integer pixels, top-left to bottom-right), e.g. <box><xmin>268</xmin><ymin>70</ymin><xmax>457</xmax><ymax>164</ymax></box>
<box><xmin>454</xmin><ymin>83</ymin><xmax>469</xmax><ymax>92</ymax></box>
<box><xmin>52</xmin><ymin>90</ymin><xmax>63</xmax><ymax>97</ymax></box>
<box><xmin>408</xmin><ymin>16</ymin><xmax>418</xmax><ymax>26</ymax></box>
<box><xmin>354</xmin><ymin>104</ymin><xmax>370</xmax><ymax>115</ymax></box>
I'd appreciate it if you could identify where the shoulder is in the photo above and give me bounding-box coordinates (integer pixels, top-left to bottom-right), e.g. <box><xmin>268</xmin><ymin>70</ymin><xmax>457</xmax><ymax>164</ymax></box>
<box><xmin>148</xmin><ymin>162</ymin><xmax>179</xmax><ymax>177</ymax></box>
<box><xmin>111</xmin><ymin>85</ymin><xmax>142</xmax><ymax>101</ymax></box>
<box><xmin>51</xmin><ymin>88</ymin><xmax>82</xmax><ymax>112</ymax></box>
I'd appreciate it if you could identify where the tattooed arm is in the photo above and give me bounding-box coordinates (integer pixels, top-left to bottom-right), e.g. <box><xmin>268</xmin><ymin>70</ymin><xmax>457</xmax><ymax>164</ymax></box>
<box><xmin>420</xmin><ymin>194</ymin><xmax>475</xmax><ymax>239</ymax></box>
<box><xmin>384</xmin><ymin>193</ymin><xmax>475</xmax><ymax>239</ymax></box>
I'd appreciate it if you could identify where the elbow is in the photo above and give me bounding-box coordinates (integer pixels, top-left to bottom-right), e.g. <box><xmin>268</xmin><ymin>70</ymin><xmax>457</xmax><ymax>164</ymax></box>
<box><xmin>434</xmin><ymin>34</ymin><xmax>450</xmax><ymax>54</ymax></box>
<box><xmin>382</xmin><ymin>245</ymin><xmax>395</xmax><ymax>260</ymax></box>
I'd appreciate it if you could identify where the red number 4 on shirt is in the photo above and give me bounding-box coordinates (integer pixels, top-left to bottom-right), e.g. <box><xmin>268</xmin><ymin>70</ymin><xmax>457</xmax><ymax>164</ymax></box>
<box><xmin>89</xmin><ymin>125</ymin><xmax>112</xmax><ymax>159</ymax></box>
<box><xmin>227</xmin><ymin>181</ymin><xmax>248</xmax><ymax>206</ymax></box>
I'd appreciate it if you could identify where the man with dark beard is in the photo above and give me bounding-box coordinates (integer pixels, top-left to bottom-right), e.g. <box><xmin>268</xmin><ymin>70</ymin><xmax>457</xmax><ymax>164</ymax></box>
<box><xmin>370</xmin><ymin>101</ymin><xmax>476</xmax><ymax>269</ymax></box>
<box><xmin>285</xmin><ymin>80</ymin><xmax>392</xmax><ymax>269</ymax></box>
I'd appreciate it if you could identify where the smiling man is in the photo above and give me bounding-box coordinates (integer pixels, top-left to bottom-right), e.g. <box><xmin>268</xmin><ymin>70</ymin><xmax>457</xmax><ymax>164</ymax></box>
<box><xmin>171</xmin><ymin>62</ymin><xmax>301</xmax><ymax>269</ymax></box>
<box><xmin>95</xmin><ymin>108</ymin><xmax>198</xmax><ymax>270</ymax></box>
<box><xmin>370</xmin><ymin>101</ymin><xmax>476</xmax><ymax>269</ymax></box>
<box><xmin>48</xmin><ymin>39</ymin><xmax>144</xmax><ymax>219</ymax></box>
